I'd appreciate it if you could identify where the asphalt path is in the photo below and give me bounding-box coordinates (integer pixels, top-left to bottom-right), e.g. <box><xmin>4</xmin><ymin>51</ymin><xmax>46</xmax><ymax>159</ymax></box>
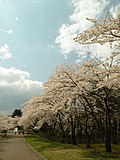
<box><xmin>0</xmin><ymin>133</ymin><xmax>45</xmax><ymax>160</ymax></box>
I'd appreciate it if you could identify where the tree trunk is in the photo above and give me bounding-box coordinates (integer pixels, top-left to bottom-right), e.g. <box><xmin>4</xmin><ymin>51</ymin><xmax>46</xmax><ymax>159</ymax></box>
<box><xmin>87</xmin><ymin>134</ymin><xmax>91</xmax><ymax>148</ymax></box>
<box><xmin>71</xmin><ymin>127</ymin><xmax>76</xmax><ymax>145</ymax></box>
<box><xmin>116</xmin><ymin>114</ymin><xmax>119</xmax><ymax>144</ymax></box>
<box><xmin>105</xmin><ymin>112</ymin><xmax>112</xmax><ymax>152</ymax></box>
<box><xmin>70</xmin><ymin>115</ymin><xmax>76</xmax><ymax>145</ymax></box>
<box><xmin>58</xmin><ymin>114</ymin><xmax>66</xmax><ymax>143</ymax></box>
<box><xmin>85</xmin><ymin>122</ymin><xmax>91</xmax><ymax>148</ymax></box>
<box><xmin>71</xmin><ymin>133</ymin><xmax>76</xmax><ymax>145</ymax></box>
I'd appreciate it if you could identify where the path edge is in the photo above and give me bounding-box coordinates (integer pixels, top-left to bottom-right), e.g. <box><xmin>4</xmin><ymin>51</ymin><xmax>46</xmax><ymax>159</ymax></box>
<box><xmin>23</xmin><ymin>137</ymin><xmax>48</xmax><ymax>160</ymax></box>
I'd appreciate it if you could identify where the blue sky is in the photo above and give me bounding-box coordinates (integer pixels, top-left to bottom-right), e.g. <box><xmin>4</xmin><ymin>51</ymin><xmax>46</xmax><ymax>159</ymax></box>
<box><xmin>0</xmin><ymin>0</ymin><xmax>75</xmax><ymax>81</ymax></box>
<box><xmin>0</xmin><ymin>0</ymin><xmax>119</xmax><ymax>114</ymax></box>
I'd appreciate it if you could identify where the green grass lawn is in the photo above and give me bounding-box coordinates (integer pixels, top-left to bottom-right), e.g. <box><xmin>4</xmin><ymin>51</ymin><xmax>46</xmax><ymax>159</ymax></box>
<box><xmin>25</xmin><ymin>135</ymin><xmax>120</xmax><ymax>160</ymax></box>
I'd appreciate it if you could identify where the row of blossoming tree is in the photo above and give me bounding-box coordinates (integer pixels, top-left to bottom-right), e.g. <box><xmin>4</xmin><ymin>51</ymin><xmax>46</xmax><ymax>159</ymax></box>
<box><xmin>0</xmin><ymin>114</ymin><xmax>18</xmax><ymax>139</ymax></box>
<box><xmin>19</xmin><ymin>13</ymin><xmax>120</xmax><ymax>152</ymax></box>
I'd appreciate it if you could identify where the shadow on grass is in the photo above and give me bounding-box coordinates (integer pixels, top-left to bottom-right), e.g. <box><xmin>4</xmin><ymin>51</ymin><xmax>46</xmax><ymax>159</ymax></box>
<box><xmin>25</xmin><ymin>135</ymin><xmax>120</xmax><ymax>160</ymax></box>
<box><xmin>79</xmin><ymin>144</ymin><xmax>120</xmax><ymax>159</ymax></box>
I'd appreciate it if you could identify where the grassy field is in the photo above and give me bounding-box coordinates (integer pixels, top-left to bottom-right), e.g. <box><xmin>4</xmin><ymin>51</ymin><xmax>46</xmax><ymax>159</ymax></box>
<box><xmin>25</xmin><ymin>135</ymin><xmax>120</xmax><ymax>160</ymax></box>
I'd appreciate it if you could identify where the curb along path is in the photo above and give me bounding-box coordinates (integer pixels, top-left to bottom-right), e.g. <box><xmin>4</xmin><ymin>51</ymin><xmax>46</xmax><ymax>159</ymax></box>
<box><xmin>0</xmin><ymin>133</ymin><xmax>45</xmax><ymax>160</ymax></box>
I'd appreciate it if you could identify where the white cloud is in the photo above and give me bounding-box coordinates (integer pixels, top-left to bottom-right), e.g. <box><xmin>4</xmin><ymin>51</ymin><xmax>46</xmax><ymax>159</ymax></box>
<box><xmin>0</xmin><ymin>66</ymin><xmax>43</xmax><ymax>113</ymax></box>
<box><xmin>0</xmin><ymin>29</ymin><xmax>13</xmax><ymax>35</ymax></box>
<box><xmin>32</xmin><ymin>0</ymin><xmax>39</xmax><ymax>3</ymax></box>
<box><xmin>0</xmin><ymin>43</ymin><xmax>12</xmax><ymax>59</ymax></box>
<box><xmin>110</xmin><ymin>3</ymin><xmax>120</xmax><ymax>18</ymax></box>
<box><xmin>0</xmin><ymin>66</ymin><xmax>43</xmax><ymax>90</ymax></box>
<box><xmin>47</xmin><ymin>44</ymin><xmax>55</xmax><ymax>49</ymax></box>
<box><xmin>55</xmin><ymin>0</ymin><xmax>119</xmax><ymax>60</ymax></box>
<box><xmin>15</xmin><ymin>17</ymin><xmax>19</xmax><ymax>21</ymax></box>
<box><xmin>5</xmin><ymin>29</ymin><xmax>13</xmax><ymax>35</ymax></box>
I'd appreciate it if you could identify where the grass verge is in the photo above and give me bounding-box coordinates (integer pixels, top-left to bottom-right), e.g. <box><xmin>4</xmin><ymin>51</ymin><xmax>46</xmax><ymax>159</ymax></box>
<box><xmin>25</xmin><ymin>135</ymin><xmax>120</xmax><ymax>160</ymax></box>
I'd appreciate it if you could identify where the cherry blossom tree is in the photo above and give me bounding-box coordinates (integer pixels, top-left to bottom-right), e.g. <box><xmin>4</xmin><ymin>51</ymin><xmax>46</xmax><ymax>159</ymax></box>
<box><xmin>74</xmin><ymin>12</ymin><xmax>120</xmax><ymax>45</ymax></box>
<box><xmin>0</xmin><ymin>114</ymin><xmax>16</xmax><ymax>139</ymax></box>
<box><xmin>20</xmin><ymin>55</ymin><xmax>119</xmax><ymax>149</ymax></box>
<box><xmin>73</xmin><ymin>13</ymin><xmax>120</xmax><ymax>152</ymax></box>
<box><xmin>42</xmin><ymin>64</ymin><xmax>99</xmax><ymax>146</ymax></box>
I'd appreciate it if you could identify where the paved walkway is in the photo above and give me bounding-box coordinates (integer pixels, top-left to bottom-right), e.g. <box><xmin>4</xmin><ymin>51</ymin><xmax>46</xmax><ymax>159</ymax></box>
<box><xmin>0</xmin><ymin>133</ymin><xmax>44</xmax><ymax>160</ymax></box>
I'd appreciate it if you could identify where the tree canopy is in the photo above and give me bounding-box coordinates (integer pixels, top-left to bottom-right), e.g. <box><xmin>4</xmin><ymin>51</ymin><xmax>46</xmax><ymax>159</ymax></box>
<box><xmin>12</xmin><ymin>109</ymin><xmax>22</xmax><ymax>118</ymax></box>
